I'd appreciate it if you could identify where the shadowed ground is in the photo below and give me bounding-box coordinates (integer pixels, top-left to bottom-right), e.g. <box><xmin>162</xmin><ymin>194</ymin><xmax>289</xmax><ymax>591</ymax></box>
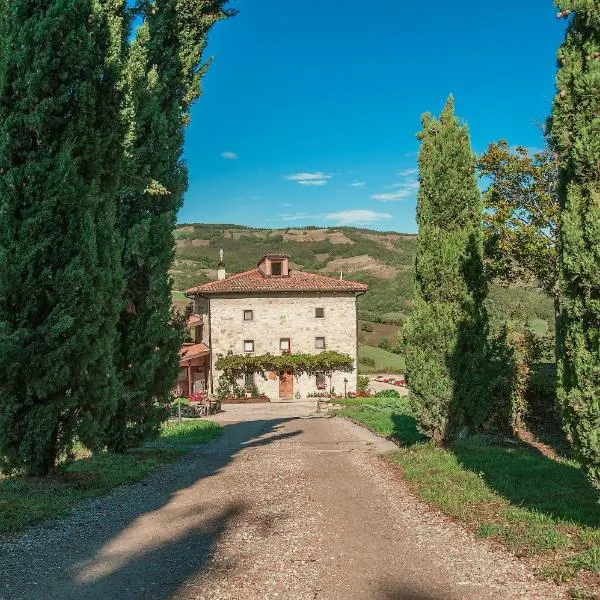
<box><xmin>0</xmin><ymin>401</ymin><xmax>565</xmax><ymax>600</ymax></box>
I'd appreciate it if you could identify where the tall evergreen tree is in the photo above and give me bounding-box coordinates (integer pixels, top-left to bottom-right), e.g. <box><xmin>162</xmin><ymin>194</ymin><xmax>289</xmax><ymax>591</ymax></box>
<box><xmin>103</xmin><ymin>0</ymin><xmax>234</xmax><ymax>451</ymax></box>
<box><xmin>0</xmin><ymin>0</ymin><xmax>127</xmax><ymax>474</ymax></box>
<box><xmin>404</xmin><ymin>97</ymin><xmax>490</xmax><ymax>445</ymax></box>
<box><xmin>550</xmin><ymin>3</ymin><xmax>600</xmax><ymax>488</ymax></box>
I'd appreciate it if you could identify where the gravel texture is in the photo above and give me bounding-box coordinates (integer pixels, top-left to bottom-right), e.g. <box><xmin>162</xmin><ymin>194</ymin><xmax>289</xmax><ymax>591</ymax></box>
<box><xmin>0</xmin><ymin>401</ymin><xmax>567</xmax><ymax>600</ymax></box>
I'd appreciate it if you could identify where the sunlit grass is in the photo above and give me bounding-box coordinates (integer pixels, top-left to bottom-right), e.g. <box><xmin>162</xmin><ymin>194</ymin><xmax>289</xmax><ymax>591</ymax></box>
<box><xmin>335</xmin><ymin>395</ymin><xmax>600</xmax><ymax>589</ymax></box>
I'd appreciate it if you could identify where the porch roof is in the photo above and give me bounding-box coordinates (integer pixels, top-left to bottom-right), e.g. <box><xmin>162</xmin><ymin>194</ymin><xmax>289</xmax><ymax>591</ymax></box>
<box><xmin>179</xmin><ymin>342</ymin><xmax>209</xmax><ymax>365</ymax></box>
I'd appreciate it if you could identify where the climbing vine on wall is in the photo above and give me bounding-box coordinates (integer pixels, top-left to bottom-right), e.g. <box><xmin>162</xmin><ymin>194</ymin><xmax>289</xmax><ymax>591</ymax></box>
<box><xmin>215</xmin><ymin>351</ymin><xmax>354</xmax><ymax>380</ymax></box>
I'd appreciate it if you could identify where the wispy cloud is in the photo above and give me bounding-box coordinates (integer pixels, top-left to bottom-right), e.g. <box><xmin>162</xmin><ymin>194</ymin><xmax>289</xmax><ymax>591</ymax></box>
<box><xmin>373</xmin><ymin>177</ymin><xmax>419</xmax><ymax>202</ymax></box>
<box><xmin>278</xmin><ymin>212</ymin><xmax>314</xmax><ymax>221</ymax></box>
<box><xmin>371</xmin><ymin>191</ymin><xmax>411</xmax><ymax>202</ymax></box>
<box><xmin>276</xmin><ymin>208</ymin><xmax>393</xmax><ymax>226</ymax></box>
<box><xmin>284</xmin><ymin>172</ymin><xmax>332</xmax><ymax>186</ymax></box>
<box><xmin>350</xmin><ymin>181</ymin><xmax>366</xmax><ymax>188</ymax></box>
<box><xmin>280</xmin><ymin>202</ymin><xmax>293</xmax><ymax>207</ymax></box>
<box><xmin>221</xmin><ymin>151</ymin><xmax>238</xmax><ymax>160</ymax></box>
<box><xmin>324</xmin><ymin>209</ymin><xmax>392</xmax><ymax>226</ymax></box>
<box><xmin>398</xmin><ymin>168</ymin><xmax>418</xmax><ymax>177</ymax></box>
<box><xmin>383</xmin><ymin>180</ymin><xmax>419</xmax><ymax>190</ymax></box>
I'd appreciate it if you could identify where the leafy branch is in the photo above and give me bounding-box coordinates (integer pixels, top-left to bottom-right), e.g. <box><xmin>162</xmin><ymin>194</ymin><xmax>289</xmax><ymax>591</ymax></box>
<box><xmin>215</xmin><ymin>350</ymin><xmax>354</xmax><ymax>380</ymax></box>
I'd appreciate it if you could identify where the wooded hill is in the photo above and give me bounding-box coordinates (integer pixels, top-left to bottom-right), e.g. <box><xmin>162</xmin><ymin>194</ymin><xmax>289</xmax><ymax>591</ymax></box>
<box><xmin>173</xmin><ymin>223</ymin><xmax>554</xmax><ymax>336</ymax></box>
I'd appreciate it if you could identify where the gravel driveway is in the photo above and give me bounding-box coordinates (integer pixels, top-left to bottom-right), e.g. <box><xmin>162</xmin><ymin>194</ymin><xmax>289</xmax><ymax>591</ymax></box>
<box><xmin>0</xmin><ymin>401</ymin><xmax>566</xmax><ymax>600</ymax></box>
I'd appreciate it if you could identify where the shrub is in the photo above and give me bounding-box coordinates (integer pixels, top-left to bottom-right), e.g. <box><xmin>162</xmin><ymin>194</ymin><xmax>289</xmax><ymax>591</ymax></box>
<box><xmin>359</xmin><ymin>356</ymin><xmax>376</xmax><ymax>367</ymax></box>
<box><xmin>378</xmin><ymin>337</ymin><xmax>391</xmax><ymax>351</ymax></box>
<box><xmin>525</xmin><ymin>364</ymin><xmax>562</xmax><ymax>439</ymax></box>
<box><xmin>357</xmin><ymin>376</ymin><xmax>370</xmax><ymax>394</ymax></box>
<box><xmin>360</xmin><ymin>322</ymin><xmax>373</xmax><ymax>332</ymax></box>
<box><xmin>375</xmin><ymin>390</ymin><xmax>401</xmax><ymax>398</ymax></box>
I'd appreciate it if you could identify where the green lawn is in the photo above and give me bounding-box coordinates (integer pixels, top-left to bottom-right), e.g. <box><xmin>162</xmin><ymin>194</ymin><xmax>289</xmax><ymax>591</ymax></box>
<box><xmin>157</xmin><ymin>419</ymin><xmax>223</xmax><ymax>446</ymax></box>
<box><xmin>358</xmin><ymin>344</ymin><xmax>405</xmax><ymax>374</ymax></box>
<box><xmin>171</xmin><ymin>290</ymin><xmax>187</xmax><ymax>301</ymax></box>
<box><xmin>335</xmin><ymin>396</ymin><xmax>424</xmax><ymax>445</ymax></box>
<box><xmin>333</xmin><ymin>396</ymin><xmax>600</xmax><ymax>592</ymax></box>
<box><xmin>0</xmin><ymin>420</ymin><xmax>222</xmax><ymax>535</ymax></box>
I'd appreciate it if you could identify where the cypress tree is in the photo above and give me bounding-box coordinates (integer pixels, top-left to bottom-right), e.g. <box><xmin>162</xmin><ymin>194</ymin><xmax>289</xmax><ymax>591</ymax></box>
<box><xmin>404</xmin><ymin>97</ymin><xmax>490</xmax><ymax>444</ymax></box>
<box><xmin>103</xmin><ymin>0</ymin><xmax>233</xmax><ymax>451</ymax></box>
<box><xmin>0</xmin><ymin>1</ymin><xmax>127</xmax><ymax>474</ymax></box>
<box><xmin>550</xmin><ymin>3</ymin><xmax>600</xmax><ymax>488</ymax></box>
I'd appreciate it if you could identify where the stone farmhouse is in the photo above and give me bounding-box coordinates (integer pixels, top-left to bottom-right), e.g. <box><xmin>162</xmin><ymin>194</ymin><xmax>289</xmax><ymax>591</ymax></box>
<box><xmin>178</xmin><ymin>252</ymin><xmax>368</xmax><ymax>400</ymax></box>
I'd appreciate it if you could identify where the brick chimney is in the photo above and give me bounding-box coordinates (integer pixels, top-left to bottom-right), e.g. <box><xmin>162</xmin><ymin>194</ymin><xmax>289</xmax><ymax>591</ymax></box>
<box><xmin>217</xmin><ymin>248</ymin><xmax>226</xmax><ymax>281</ymax></box>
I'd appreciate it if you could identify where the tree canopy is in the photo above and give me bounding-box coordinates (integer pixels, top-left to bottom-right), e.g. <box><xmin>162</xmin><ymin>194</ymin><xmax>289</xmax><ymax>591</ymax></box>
<box><xmin>404</xmin><ymin>96</ymin><xmax>491</xmax><ymax>445</ymax></box>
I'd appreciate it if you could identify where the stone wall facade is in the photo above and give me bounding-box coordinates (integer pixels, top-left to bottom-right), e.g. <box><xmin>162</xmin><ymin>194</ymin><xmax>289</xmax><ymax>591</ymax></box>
<box><xmin>195</xmin><ymin>292</ymin><xmax>359</xmax><ymax>399</ymax></box>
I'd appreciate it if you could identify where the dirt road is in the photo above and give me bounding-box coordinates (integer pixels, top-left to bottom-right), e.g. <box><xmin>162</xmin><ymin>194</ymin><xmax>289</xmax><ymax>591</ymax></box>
<box><xmin>0</xmin><ymin>401</ymin><xmax>565</xmax><ymax>600</ymax></box>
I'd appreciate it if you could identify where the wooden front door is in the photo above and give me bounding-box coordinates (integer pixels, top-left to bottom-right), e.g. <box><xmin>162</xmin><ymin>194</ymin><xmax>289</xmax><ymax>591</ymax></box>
<box><xmin>279</xmin><ymin>371</ymin><xmax>294</xmax><ymax>399</ymax></box>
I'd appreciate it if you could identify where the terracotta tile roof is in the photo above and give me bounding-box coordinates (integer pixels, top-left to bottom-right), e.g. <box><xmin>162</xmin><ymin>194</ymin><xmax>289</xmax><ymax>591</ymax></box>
<box><xmin>185</xmin><ymin>267</ymin><xmax>369</xmax><ymax>295</ymax></box>
<box><xmin>179</xmin><ymin>343</ymin><xmax>209</xmax><ymax>364</ymax></box>
<box><xmin>187</xmin><ymin>314</ymin><xmax>203</xmax><ymax>327</ymax></box>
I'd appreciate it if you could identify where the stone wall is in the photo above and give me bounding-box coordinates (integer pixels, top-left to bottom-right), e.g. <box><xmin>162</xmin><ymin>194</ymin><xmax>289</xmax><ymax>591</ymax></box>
<box><xmin>200</xmin><ymin>293</ymin><xmax>358</xmax><ymax>398</ymax></box>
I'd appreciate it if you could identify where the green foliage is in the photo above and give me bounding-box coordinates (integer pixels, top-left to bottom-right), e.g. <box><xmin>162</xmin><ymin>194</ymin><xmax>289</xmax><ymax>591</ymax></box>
<box><xmin>377</xmin><ymin>336</ymin><xmax>391</xmax><ymax>351</ymax></box>
<box><xmin>550</xmin><ymin>2</ymin><xmax>600</xmax><ymax>490</ymax></box>
<box><xmin>156</xmin><ymin>420</ymin><xmax>223</xmax><ymax>447</ymax></box>
<box><xmin>404</xmin><ymin>97</ymin><xmax>492</xmax><ymax>445</ymax></box>
<box><xmin>104</xmin><ymin>1</ymin><xmax>234</xmax><ymax>452</ymax></box>
<box><xmin>335</xmin><ymin>396</ymin><xmax>426</xmax><ymax>445</ymax></box>
<box><xmin>479</xmin><ymin>141</ymin><xmax>559</xmax><ymax>302</ymax></box>
<box><xmin>357</xmin><ymin>376</ymin><xmax>370</xmax><ymax>393</ymax></box>
<box><xmin>215</xmin><ymin>350</ymin><xmax>354</xmax><ymax>380</ymax></box>
<box><xmin>387</xmin><ymin>437</ymin><xmax>600</xmax><ymax>583</ymax></box>
<box><xmin>359</xmin><ymin>356</ymin><xmax>376</xmax><ymax>367</ymax></box>
<box><xmin>374</xmin><ymin>389</ymin><xmax>401</xmax><ymax>398</ymax></box>
<box><xmin>0</xmin><ymin>0</ymin><xmax>127</xmax><ymax>475</ymax></box>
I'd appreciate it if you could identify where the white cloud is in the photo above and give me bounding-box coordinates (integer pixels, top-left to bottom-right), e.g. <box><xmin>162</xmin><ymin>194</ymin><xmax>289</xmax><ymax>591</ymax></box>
<box><xmin>299</xmin><ymin>179</ymin><xmax>327</xmax><ymax>186</ymax></box>
<box><xmin>398</xmin><ymin>168</ymin><xmax>418</xmax><ymax>177</ymax></box>
<box><xmin>221</xmin><ymin>151</ymin><xmax>238</xmax><ymax>160</ymax></box>
<box><xmin>284</xmin><ymin>172</ymin><xmax>332</xmax><ymax>186</ymax></box>
<box><xmin>373</xmin><ymin>179</ymin><xmax>419</xmax><ymax>201</ymax></box>
<box><xmin>350</xmin><ymin>181</ymin><xmax>366</xmax><ymax>188</ymax></box>
<box><xmin>280</xmin><ymin>202</ymin><xmax>293</xmax><ymax>207</ymax></box>
<box><xmin>324</xmin><ymin>209</ymin><xmax>392</xmax><ymax>226</ymax></box>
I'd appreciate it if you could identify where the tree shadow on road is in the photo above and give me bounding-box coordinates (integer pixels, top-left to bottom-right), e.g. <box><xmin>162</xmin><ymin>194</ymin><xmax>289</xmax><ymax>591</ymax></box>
<box><xmin>378</xmin><ymin>580</ymin><xmax>453</xmax><ymax>599</ymax></box>
<box><xmin>0</xmin><ymin>416</ymin><xmax>302</xmax><ymax>600</ymax></box>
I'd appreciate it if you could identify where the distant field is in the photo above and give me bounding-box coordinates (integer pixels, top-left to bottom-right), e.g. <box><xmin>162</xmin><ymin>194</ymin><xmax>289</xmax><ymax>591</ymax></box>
<box><xmin>358</xmin><ymin>321</ymin><xmax>400</xmax><ymax>348</ymax></box>
<box><xmin>172</xmin><ymin>290</ymin><xmax>187</xmax><ymax>301</ymax></box>
<box><xmin>358</xmin><ymin>344</ymin><xmax>405</xmax><ymax>374</ymax></box>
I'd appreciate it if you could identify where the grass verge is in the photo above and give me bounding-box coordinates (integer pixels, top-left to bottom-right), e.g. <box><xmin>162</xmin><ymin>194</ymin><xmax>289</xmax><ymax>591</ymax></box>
<box><xmin>333</xmin><ymin>396</ymin><xmax>600</xmax><ymax>592</ymax></box>
<box><xmin>0</xmin><ymin>419</ymin><xmax>222</xmax><ymax>535</ymax></box>
<box><xmin>157</xmin><ymin>419</ymin><xmax>223</xmax><ymax>447</ymax></box>
<box><xmin>335</xmin><ymin>396</ymin><xmax>424</xmax><ymax>445</ymax></box>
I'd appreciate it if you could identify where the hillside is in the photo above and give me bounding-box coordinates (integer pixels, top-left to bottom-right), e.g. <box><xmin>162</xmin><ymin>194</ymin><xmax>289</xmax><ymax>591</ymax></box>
<box><xmin>172</xmin><ymin>223</ymin><xmax>555</xmax><ymax>339</ymax></box>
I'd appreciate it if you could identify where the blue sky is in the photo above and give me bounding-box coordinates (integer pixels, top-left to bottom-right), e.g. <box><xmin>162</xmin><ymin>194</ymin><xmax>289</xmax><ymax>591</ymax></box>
<box><xmin>179</xmin><ymin>1</ymin><xmax>567</xmax><ymax>234</ymax></box>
